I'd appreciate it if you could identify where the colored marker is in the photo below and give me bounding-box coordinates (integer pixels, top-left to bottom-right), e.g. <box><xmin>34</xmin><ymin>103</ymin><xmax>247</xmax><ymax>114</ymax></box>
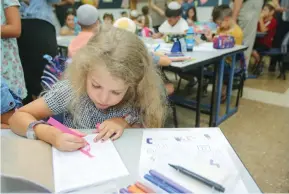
<box><xmin>169</xmin><ymin>164</ymin><xmax>225</xmax><ymax>193</ymax></box>
<box><xmin>47</xmin><ymin>117</ymin><xmax>93</xmax><ymax>158</ymax></box>
<box><xmin>135</xmin><ymin>182</ymin><xmax>155</xmax><ymax>193</ymax></box>
<box><xmin>127</xmin><ymin>185</ymin><xmax>145</xmax><ymax>193</ymax></box>
<box><xmin>149</xmin><ymin>170</ymin><xmax>192</xmax><ymax>193</ymax></box>
<box><xmin>119</xmin><ymin>188</ymin><xmax>130</xmax><ymax>194</ymax></box>
<box><xmin>144</xmin><ymin>174</ymin><xmax>179</xmax><ymax>193</ymax></box>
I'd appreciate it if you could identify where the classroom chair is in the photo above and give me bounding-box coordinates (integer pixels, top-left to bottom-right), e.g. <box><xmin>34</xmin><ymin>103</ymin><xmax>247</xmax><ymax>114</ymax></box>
<box><xmin>255</xmin><ymin>31</ymin><xmax>289</xmax><ymax>80</ymax></box>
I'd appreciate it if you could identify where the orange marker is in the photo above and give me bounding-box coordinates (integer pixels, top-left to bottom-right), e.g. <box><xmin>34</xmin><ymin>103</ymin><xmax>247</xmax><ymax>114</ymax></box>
<box><xmin>127</xmin><ymin>185</ymin><xmax>145</xmax><ymax>193</ymax></box>
<box><xmin>135</xmin><ymin>182</ymin><xmax>155</xmax><ymax>193</ymax></box>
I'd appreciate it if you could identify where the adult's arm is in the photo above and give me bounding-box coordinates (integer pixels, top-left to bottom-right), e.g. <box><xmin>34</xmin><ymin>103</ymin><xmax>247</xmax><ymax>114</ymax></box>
<box><xmin>232</xmin><ymin>0</ymin><xmax>244</xmax><ymax>22</ymax></box>
<box><xmin>148</xmin><ymin>0</ymin><xmax>165</xmax><ymax>17</ymax></box>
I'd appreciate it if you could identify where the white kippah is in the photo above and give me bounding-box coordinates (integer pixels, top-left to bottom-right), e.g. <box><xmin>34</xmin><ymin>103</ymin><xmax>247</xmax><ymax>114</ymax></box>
<box><xmin>130</xmin><ymin>10</ymin><xmax>139</xmax><ymax>18</ymax></box>
<box><xmin>77</xmin><ymin>4</ymin><xmax>99</xmax><ymax>26</ymax></box>
<box><xmin>167</xmin><ymin>1</ymin><xmax>181</xmax><ymax>10</ymax></box>
<box><xmin>113</xmin><ymin>17</ymin><xmax>136</xmax><ymax>33</ymax></box>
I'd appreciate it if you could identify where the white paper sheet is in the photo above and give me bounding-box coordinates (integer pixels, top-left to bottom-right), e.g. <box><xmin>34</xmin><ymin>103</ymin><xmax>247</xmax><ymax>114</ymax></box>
<box><xmin>139</xmin><ymin>129</ymin><xmax>249</xmax><ymax>193</ymax></box>
<box><xmin>52</xmin><ymin>134</ymin><xmax>129</xmax><ymax>193</ymax></box>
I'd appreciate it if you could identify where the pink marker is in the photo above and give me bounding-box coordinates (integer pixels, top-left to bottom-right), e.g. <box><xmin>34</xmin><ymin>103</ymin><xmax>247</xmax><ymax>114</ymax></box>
<box><xmin>96</xmin><ymin>123</ymin><xmax>100</xmax><ymax>130</ymax></box>
<box><xmin>47</xmin><ymin>117</ymin><xmax>94</xmax><ymax>158</ymax></box>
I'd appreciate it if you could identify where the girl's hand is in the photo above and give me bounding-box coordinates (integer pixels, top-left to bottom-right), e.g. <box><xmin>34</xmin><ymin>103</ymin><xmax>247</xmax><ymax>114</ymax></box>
<box><xmin>205</xmin><ymin>30</ymin><xmax>213</xmax><ymax>41</ymax></box>
<box><xmin>54</xmin><ymin>129</ymin><xmax>87</xmax><ymax>152</ymax></box>
<box><xmin>93</xmin><ymin>118</ymin><xmax>129</xmax><ymax>142</ymax></box>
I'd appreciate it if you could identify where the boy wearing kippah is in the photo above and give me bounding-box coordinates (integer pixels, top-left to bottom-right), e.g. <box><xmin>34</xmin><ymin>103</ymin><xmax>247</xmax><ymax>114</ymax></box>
<box><xmin>153</xmin><ymin>1</ymin><xmax>189</xmax><ymax>39</ymax></box>
<box><xmin>68</xmin><ymin>4</ymin><xmax>99</xmax><ymax>57</ymax></box>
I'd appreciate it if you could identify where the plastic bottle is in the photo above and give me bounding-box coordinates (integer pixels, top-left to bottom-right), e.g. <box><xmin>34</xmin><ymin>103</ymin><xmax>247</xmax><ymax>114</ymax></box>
<box><xmin>185</xmin><ymin>27</ymin><xmax>195</xmax><ymax>52</ymax></box>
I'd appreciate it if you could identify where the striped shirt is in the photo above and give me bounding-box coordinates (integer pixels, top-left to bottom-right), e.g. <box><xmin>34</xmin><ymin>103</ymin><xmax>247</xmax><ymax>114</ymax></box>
<box><xmin>20</xmin><ymin>0</ymin><xmax>60</xmax><ymax>25</ymax></box>
<box><xmin>43</xmin><ymin>80</ymin><xmax>141</xmax><ymax>130</ymax></box>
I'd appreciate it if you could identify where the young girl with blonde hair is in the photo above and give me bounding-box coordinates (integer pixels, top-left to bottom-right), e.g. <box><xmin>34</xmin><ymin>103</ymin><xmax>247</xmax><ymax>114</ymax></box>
<box><xmin>9</xmin><ymin>27</ymin><xmax>168</xmax><ymax>152</ymax></box>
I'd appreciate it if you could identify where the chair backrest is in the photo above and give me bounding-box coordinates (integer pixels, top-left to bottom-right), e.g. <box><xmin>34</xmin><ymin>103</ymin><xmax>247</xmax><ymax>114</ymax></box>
<box><xmin>281</xmin><ymin>31</ymin><xmax>289</xmax><ymax>54</ymax></box>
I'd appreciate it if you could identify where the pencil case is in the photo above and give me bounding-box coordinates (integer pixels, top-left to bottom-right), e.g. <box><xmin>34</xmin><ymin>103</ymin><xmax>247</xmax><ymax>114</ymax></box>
<box><xmin>213</xmin><ymin>35</ymin><xmax>235</xmax><ymax>49</ymax></box>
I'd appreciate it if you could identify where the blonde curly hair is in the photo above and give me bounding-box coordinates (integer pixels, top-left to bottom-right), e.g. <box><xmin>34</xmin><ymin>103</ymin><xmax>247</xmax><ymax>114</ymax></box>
<box><xmin>64</xmin><ymin>27</ymin><xmax>168</xmax><ymax>128</ymax></box>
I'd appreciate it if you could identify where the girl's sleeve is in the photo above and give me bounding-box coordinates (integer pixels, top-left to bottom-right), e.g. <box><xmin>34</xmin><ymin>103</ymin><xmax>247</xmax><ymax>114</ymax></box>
<box><xmin>124</xmin><ymin>107</ymin><xmax>142</xmax><ymax>126</ymax></box>
<box><xmin>3</xmin><ymin>0</ymin><xmax>20</xmax><ymax>8</ymax></box>
<box><xmin>43</xmin><ymin>80</ymin><xmax>74</xmax><ymax>115</ymax></box>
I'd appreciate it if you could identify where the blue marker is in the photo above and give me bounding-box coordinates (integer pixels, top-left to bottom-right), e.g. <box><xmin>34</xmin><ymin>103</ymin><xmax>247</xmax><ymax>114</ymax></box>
<box><xmin>144</xmin><ymin>174</ymin><xmax>179</xmax><ymax>193</ymax></box>
<box><xmin>149</xmin><ymin>170</ymin><xmax>192</xmax><ymax>193</ymax></box>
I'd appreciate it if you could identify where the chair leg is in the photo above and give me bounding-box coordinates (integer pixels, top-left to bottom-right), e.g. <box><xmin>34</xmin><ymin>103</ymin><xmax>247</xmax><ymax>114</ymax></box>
<box><xmin>171</xmin><ymin>103</ymin><xmax>178</xmax><ymax>128</ymax></box>
<box><xmin>175</xmin><ymin>73</ymin><xmax>178</xmax><ymax>80</ymax></box>
<box><xmin>176</xmin><ymin>78</ymin><xmax>182</xmax><ymax>93</ymax></box>
<box><xmin>236</xmin><ymin>74</ymin><xmax>244</xmax><ymax>107</ymax></box>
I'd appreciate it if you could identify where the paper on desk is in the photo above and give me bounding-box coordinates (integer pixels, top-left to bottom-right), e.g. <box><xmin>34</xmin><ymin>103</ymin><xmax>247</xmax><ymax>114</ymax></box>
<box><xmin>52</xmin><ymin>134</ymin><xmax>129</xmax><ymax>193</ymax></box>
<box><xmin>194</xmin><ymin>42</ymin><xmax>217</xmax><ymax>52</ymax></box>
<box><xmin>139</xmin><ymin>129</ymin><xmax>246</xmax><ymax>193</ymax></box>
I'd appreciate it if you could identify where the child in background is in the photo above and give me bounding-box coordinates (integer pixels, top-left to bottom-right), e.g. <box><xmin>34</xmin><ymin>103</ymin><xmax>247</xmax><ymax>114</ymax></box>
<box><xmin>140</xmin><ymin>6</ymin><xmax>153</xmax><ymax>28</ymax></box>
<box><xmin>186</xmin><ymin>6</ymin><xmax>197</xmax><ymax>26</ymax></box>
<box><xmin>206</xmin><ymin>5</ymin><xmax>243</xmax><ymax>102</ymax></box>
<box><xmin>114</xmin><ymin>17</ymin><xmax>174</xmax><ymax>95</ymax></box>
<box><xmin>68</xmin><ymin>4</ymin><xmax>99</xmax><ymax>57</ymax></box>
<box><xmin>103</xmin><ymin>13</ymin><xmax>114</xmax><ymax>25</ymax></box>
<box><xmin>130</xmin><ymin>10</ymin><xmax>142</xmax><ymax>29</ymax></box>
<box><xmin>153</xmin><ymin>1</ymin><xmax>189</xmax><ymax>38</ymax></box>
<box><xmin>181</xmin><ymin>0</ymin><xmax>195</xmax><ymax>19</ymax></box>
<box><xmin>1</xmin><ymin>0</ymin><xmax>27</xmax><ymax>128</ymax></box>
<box><xmin>9</xmin><ymin>27</ymin><xmax>168</xmax><ymax>151</ymax></box>
<box><xmin>252</xmin><ymin>2</ymin><xmax>277</xmax><ymax>64</ymax></box>
<box><xmin>206</xmin><ymin>5</ymin><xmax>243</xmax><ymax>45</ymax></box>
<box><xmin>60</xmin><ymin>12</ymin><xmax>76</xmax><ymax>36</ymax></box>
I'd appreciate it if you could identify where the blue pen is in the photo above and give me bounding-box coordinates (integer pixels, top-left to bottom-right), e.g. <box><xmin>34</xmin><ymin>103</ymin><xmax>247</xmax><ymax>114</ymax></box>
<box><xmin>149</xmin><ymin>170</ymin><xmax>192</xmax><ymax>193</ymax></box>
<box><xmin>144</xmin><ymin>174</ymin><xmax>179</xmax><ymax>193</ymax></box>
<box><xmin>154</xmin><ymin>44</ymin><xmax>160</xmax><ymax>52</ymax></box>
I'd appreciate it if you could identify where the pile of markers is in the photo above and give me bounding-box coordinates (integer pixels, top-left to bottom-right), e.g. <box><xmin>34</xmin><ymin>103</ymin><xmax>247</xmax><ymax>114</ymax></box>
<box><xmin>119</xmin><ymin>164</ymin><xmax>225</xmax><ymax>193</ymax></box>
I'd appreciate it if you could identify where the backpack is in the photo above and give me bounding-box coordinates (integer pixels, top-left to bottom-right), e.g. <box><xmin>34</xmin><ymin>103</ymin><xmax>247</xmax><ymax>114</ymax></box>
<box><xmin>41</xmin><ymin>55</ymin><xmax>70</xmax><ymax>90</ymax></box>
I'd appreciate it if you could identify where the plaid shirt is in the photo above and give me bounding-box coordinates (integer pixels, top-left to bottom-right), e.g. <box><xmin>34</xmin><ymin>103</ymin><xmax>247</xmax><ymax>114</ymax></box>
<box><xmin>43</xmin><ymin>80</ymin><xmax>141</xmax><ymax>130</ymax></box>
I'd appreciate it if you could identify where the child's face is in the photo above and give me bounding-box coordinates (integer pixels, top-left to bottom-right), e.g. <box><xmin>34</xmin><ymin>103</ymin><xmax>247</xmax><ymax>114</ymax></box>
<box><xmin>167</xmin><ymin>16</ymin><xmax>180</xmax><ymax>27</ymax></box>
<box><xmin>262</xmin><ymin>6</ymin><xmax>274</xmax><ymax>18</ymax></box>
<box><xmin>215</xmin><ymin>17</ymin><xmax>231</xmax><ymax>30</ymax></box>
<box><xmin>104</xmin><ymin>17</ymin><xmax>113</xmax><ymax>25</ymax></box>
<box><xmin>66</xmin><ymin>14</ymin><xmax>75</xmax><ymax>29</ymax></box>
<box><xmin>188</xmin><ymin>8</ymin><xmax>195</xmax><ymax>18</ymax></box>
<box><xmin>86</xmin><ymin>66</ymin><xmax>129</xmax><ymax>110</ymax></box>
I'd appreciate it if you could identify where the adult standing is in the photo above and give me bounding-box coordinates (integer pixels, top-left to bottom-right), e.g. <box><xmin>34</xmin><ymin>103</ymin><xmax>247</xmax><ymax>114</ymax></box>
<box><xmin>17</xmin><ymin>0</ymin><xmax>60</xmax><ymax>104</ymax></box>
<box><xmin>231</xmin><ymin>0</ymin><xmax>263</xmax><ymax>65</ymax></box>
<box><xmin>148</xmin><ymin>0</ymin><xmax>167</xmax><ymax>32</ymax></box>
<box><xmin>270</xmin><ymin>0</ymin><xmax>289</xmax><ymax>71</ymax></box>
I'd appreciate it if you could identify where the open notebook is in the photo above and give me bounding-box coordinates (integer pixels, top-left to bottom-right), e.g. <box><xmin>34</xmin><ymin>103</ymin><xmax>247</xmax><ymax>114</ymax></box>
<box><xmin>1</xmin><ymin>134</ymin><xmax>129</xmax><ymax>193</ymax></box>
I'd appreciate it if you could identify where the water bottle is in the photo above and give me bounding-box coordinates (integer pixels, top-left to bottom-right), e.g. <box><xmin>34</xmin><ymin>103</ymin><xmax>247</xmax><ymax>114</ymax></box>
<box><xmin>185</xmin><ymin>27</ymin><xmax>195</xmax><ymax>52</ymax></box>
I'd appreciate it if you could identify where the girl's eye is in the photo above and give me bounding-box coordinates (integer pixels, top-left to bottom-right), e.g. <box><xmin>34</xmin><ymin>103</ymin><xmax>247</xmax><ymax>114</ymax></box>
<box><xmin>112</xmin><ymin>91</ymin><xmax>121</xmax><ymax>95</ymax></box>
<box><xmin>92</xmin><ymin>84</ymin><xmax>101</xmax><ymax>89</ymax></box>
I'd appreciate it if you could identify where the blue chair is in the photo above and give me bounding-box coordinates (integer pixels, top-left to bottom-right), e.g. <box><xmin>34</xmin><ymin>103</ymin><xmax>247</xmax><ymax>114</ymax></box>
<box><xmin>256</xmin><ymin>31</ymin><xmax>289</xmax><ymax>80</ymax></box>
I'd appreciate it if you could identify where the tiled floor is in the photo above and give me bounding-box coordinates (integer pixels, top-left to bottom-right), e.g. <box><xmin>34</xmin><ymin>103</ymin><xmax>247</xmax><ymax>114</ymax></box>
<box><xmin>166</xmin><ymin>69</ymin><xmax>289</xmax><ymax>192</ymax></box>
